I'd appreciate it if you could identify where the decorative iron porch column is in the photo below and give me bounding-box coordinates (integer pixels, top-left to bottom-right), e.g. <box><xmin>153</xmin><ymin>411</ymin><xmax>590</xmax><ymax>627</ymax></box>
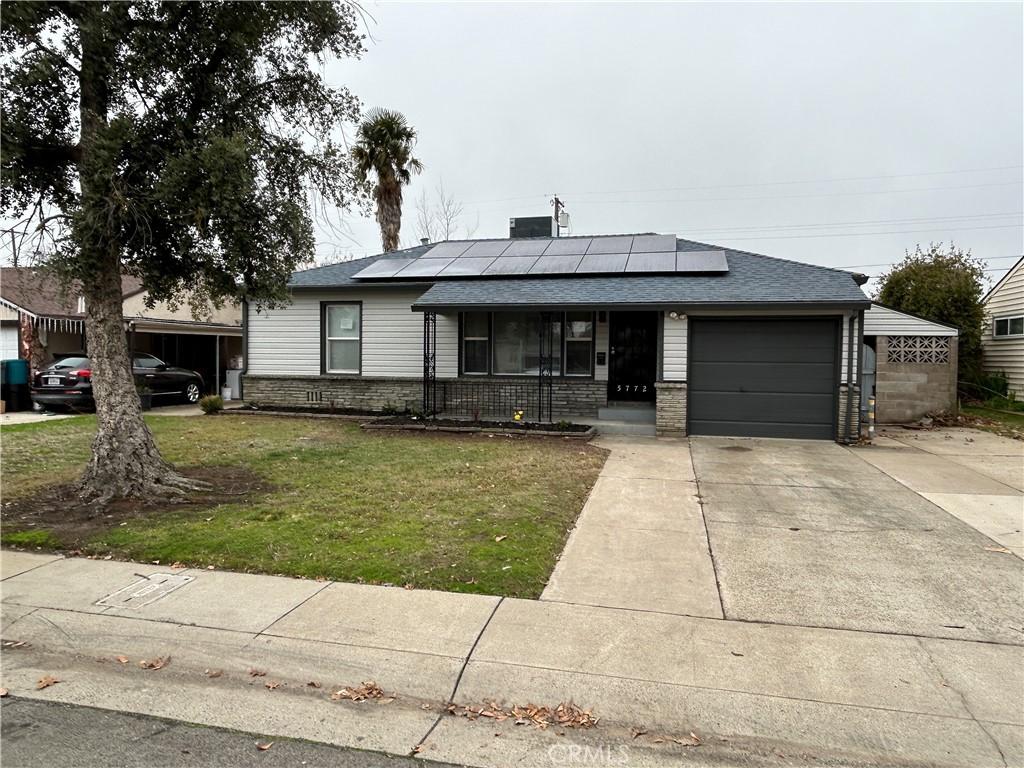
<box><xmin>538</xmin><ymin>311</ymin><xmax>554</xmax><ymax>422</ymax></box>
<box><xmin>422</xmin><ymin>311</ymin><xmax>437</xmax><ymax>416</ymax></box>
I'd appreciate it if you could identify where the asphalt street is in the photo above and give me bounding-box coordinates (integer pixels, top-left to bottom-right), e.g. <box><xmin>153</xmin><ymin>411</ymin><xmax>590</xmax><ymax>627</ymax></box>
<box><xmin>0</xmin><ymin>697</ymin><xmax>461</xmax><ymax>768</ymax></box>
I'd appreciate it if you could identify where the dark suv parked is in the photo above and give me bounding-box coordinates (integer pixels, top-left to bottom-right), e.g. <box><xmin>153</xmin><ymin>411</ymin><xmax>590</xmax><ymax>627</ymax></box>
<box><xmin>31</xmin><ymin>353</ymin><xmax>204</xmax><ymax>411</ymax></box>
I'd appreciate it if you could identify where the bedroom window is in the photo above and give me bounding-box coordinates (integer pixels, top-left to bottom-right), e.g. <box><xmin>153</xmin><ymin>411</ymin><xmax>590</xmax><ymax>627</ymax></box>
<box><xmin>993</xmin><ymin>315</ymin><xmax>1024</xmax><ymax>338</ymax></box>
<box><xmin>323</xmin><ymin>302</ymin><xmax>361</xmax><ymax>374</ymax></box>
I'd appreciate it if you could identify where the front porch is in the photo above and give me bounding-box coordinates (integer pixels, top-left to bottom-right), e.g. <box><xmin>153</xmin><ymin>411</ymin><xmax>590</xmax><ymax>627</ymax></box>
<box><xmin>419</xmin><ymin>308</ymin><xmax>671</xmax><ymax>433</ymax></box>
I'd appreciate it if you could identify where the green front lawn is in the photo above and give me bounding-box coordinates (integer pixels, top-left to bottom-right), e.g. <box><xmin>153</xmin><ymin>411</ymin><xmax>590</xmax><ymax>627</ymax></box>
<box><xmin>1</xmin><ymin>415</ymin><xmax>605</xmax><ymax>597</ymax></box>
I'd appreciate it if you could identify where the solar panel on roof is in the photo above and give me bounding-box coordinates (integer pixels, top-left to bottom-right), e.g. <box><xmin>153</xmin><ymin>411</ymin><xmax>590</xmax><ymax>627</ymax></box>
<box><xmin>394</xmin><ymin>257</ymin><xmax>455</xmax><ymax>277</ymax></box>
<box><xmin>586</xmin><ymin>236</ymin><xmax>634</xmax><ymax>254</ymax></box>
<box><xmin>422</xmin><ymin>242</ymin><xmax>472</xmax><ymax>259</ymax></box>
<box><xmin>461</xmin><ymin>240</ymin><xmax>513</xmax><ymax>258</ymax></box>
<box><xmin>504</xmin><ymin>239</ymin><xmax>552</xmax><ymax>256</ymax></box>
<box><xmin>529</xmin><ymin>255</ymin><xmax>584</xmax><ymax>275</ymax></box>
<box><xmin>438</xmin><ymin>257</ymin><xmax>497</xmax><ymax>277</ymax></box>
<box><xmin>484</xmin><ymin>256</ymin><xmax>539</xmax><ymax>275</ymax></box>
<box><xmin>625</xmin><ymin>252</ymin><xmax>676</xmax><ymax>272</ymax></box>
<box><xmin>543</xmin><ymin>238</ymin><xmax>591</xmax><ymax>256</ymax></box>
<box><xmin>577</xmin><ymin>253</ymin><xmax>628</xmax><ymax>273</ymax></box>
<box><xmin>676</xmin><ymin>250</ymin><xmax>728</xmax><ymax>272</ymax></box>
<box><xmin>630</xmin><ymin>235</ymin><xmax>676</xmax><ymax>253</ymax></box>
<box><xmin>350</xmin><ymin>258</ymin><xmax>418</xmax><ymax>279</ymax></box>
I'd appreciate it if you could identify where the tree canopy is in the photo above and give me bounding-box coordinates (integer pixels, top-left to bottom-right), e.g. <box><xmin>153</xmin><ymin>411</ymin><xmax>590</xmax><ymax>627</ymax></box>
<box><xmin>2</xmin><ymin>1</ymin><xmax>365</xmax><ymax>309</ymax></box>
<box><xmin>876</xmin><ymin>243</ymin><xmax>987</xmax><ymax>380</ymax></box>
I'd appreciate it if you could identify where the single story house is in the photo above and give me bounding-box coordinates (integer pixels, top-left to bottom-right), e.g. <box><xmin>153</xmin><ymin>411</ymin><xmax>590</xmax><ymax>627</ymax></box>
<box><xmin>0</xmin><ymin>267</ymin><xmax>243</xmax><ymax>395</ymax></box>
<box><xmin>244</xmin><ymin>233</ymin><xmax>875</xmax><ymax>442</ymax></box>
<box><xmin>861</xmin><ymin>303</ymin><xmax>959</xmax><ymax>422</ymax></box>
<box><xmin>981</xmin><ymin>256</ymin><xmax>1023</xmax><ymax>397</ymax></box>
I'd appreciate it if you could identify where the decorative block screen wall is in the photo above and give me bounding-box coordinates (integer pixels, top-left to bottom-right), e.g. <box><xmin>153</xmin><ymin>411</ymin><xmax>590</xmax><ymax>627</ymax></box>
<box><xmin>884</xmin><ymin>336</ymin><xmax>951</xmax><ymax>364</ymax></box>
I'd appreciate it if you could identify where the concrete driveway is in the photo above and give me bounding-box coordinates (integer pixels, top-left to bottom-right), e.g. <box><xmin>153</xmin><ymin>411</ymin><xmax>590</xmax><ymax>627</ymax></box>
<box><xmin>545</xmin><ymin>428</ymin><xmax>1024</xmax><ymax>646</ymax></box>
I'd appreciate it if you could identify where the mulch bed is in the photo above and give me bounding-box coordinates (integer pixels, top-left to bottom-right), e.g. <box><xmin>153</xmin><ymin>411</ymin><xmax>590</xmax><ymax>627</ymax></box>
<box><xmin>364</xmin><ymin>416</ymin><xmax>594</xmax><ymax>438</ymax></box>
<box><xmin>2</xmin><ymin>466</ymin><xmax>268</xmax><ymax>549</ymax></box>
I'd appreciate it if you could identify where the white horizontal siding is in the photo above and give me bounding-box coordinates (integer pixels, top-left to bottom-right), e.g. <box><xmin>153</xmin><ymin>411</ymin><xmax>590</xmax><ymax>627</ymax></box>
<box><xmin>982</xmin><ymin>261</ymin><xmax>1024</xmax><ymax>395</ymax></box>
<box><xmin>594</xmin><ymin>313</ymin><xmax>609</xmax><ymax>382</ymax></box>
<box><xmin>436</xmin><ymin>313</ymin><xmax>459</xmax><ymax>378</ymax></box>
<box><xmin>247</xmin><ymin>289</ymin><xmax>429</xmax><ymax>378</ymax></box>
<box><xmin>662</xmin><ymin>313</ymin><xmax>687</xmax><ymax>381</ymax></box>
<box><xmin>864</xmin><ymin>304</ymin><xmax>959</xmax><ymax>337</ymax></box>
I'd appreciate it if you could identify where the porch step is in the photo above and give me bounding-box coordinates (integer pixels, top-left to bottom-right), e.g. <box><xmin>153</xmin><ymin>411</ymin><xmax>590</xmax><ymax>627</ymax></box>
<box><xmin>598</xmin><ymin>405</ymin><xmax>656</xmax><ymax>423</ymax></box>
<box><xmin>584</xmin><ymin>418</ymin><xmax>657</xmax><ymax>436</ymax></box>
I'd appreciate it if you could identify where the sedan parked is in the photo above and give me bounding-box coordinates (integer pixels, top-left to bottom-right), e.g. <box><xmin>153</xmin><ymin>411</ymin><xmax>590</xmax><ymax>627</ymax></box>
<box><xmin>31</xmin><ymin>353</ymin><xmax>204</xmax><ymax>411</ymax></box>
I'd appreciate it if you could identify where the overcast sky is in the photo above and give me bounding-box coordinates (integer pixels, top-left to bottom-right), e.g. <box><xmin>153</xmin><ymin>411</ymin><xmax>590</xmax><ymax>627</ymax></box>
<box><xmin>323</xmin><ymin>1</ymin><xmax>1023</xmax><ymax>289</ymax></box>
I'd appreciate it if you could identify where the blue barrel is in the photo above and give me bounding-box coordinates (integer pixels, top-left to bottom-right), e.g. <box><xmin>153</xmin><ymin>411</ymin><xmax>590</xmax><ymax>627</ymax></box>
<box><xmin>4</xmin><ymin>358</ymin><xmax>29</xmax><ymax>385</ymax></box>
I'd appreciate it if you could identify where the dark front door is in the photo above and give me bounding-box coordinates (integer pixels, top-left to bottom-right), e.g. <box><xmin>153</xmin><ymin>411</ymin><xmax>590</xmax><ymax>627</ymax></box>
<box><xmin>608</xmin><ymin>311</ymin><xmax>658</xmax><ymax>401</ymax></box>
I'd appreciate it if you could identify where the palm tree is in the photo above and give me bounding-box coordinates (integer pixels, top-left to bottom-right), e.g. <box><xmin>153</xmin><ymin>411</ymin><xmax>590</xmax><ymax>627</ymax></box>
<box><xmin>352</xmin><ymin>108</ymin><xmax>423</xmax><ymax>252</ymax></box>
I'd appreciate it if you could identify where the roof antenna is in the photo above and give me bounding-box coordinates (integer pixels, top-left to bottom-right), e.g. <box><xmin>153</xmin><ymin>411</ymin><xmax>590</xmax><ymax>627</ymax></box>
<box><xmin>551</xmin><ymin>196</ymin><xmax>570</xmax><ymax>238</ymax></box>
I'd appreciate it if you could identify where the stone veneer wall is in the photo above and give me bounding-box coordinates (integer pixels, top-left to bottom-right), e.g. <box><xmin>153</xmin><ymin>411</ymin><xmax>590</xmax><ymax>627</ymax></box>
<box><xmin>242</xmin><ymin>374</ymin><xmax>607</xmax><ymax>420</ymax></box>
<box><xmin>836</xmin><ymin>384</ymin><xmax>861</xmax><ymax>443</ymax></box>
<box><xmin>243</xmin><ymin>375</ymin><xmax>422</xmax><ymax>412</ymax></box>
<box><xmin>655</xmin><ymin>381</ymin><xmax>687</xmax><ymax>437</ymax></box>
<box><xmin>874</xmin><ymin>335</ymin><xmax>958</xmax><ymax>423</ymax></box>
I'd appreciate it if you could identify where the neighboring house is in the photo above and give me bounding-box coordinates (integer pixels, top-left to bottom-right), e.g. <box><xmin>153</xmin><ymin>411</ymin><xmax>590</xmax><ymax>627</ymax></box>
<box><xmin>244</xmin><ymin>231</ymin><xmax>874</xmax><ymax>442</ymax></box>
<box><xmin>0</xmin><ymin>268</ymin><xmax>243</xmax><ymax>394</ymax></box>
<box><xmin>981</xmin><ymin>256</ymin><xmax>1024</xmax><ymax>397</ymax></box>
<box><xmin>862</xmin><ymin>303</ymin><xmax>959</xmax><ymax>422</ymax></box>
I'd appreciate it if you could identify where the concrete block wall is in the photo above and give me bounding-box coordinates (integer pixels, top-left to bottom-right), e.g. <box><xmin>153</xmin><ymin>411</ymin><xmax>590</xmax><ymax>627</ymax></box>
<box><xmin>655</xmin><ymin>381</ymin><xmax>687</xmax><ymax>437</ymax></box>
<box><xmin>836</xmin><ymin>384</ymin><xmax>861</xmax><ymax>443</ymax></box>
<box><xmin>874</xmin><ymin>336</ymin><xmax>957</xmax><ymax>423</ymax></box>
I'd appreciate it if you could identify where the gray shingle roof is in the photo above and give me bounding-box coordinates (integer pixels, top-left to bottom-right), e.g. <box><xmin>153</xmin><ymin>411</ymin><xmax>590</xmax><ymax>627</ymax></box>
<box><xmin>288</xmin><ymin>236</ymin><xmax>869</xmax><ymax>309</ymax></box>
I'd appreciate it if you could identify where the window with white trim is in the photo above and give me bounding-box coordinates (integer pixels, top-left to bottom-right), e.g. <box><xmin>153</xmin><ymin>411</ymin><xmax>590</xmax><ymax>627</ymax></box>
<box><xmin>459</xmin><ymin>312</ymin><xmax>594</xmax><ymax>377</ymax></box>
<box><xmin>993</xmin><ymin>315</ymin><xmax>1024</xmax><ymax>338</ymax></box>
<box><xmin>324</xmin><ymin>303</ymin><xmax>361</xmax><ymax>373</ymax></box>
<box><xmin>462</xmin><ymin>312</ymin><xmax>489</xmax><ymax>374</ymax></box>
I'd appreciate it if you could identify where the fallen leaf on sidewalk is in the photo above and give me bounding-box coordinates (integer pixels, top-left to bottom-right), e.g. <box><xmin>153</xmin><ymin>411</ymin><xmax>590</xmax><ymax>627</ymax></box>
<box><xmin>412</xmin><ymin>744</ymin><xmax>424</xmax><ymax>754</ymax></box>
<box><xmin>306</xmin><ymin>681</ymin><xmax>321</xmax><ymax>688</ymax></box>
<box><xmin>448</xmin><ymin>701</ymin><xmax>597</xmax><ymax>730</ymax></box>
<box><xmin>139</xmin><ymin>656</ymin><xmax>170</xmax><ymax>670</ymax></box>
<box><xmin>631</xmin><ymin>726</ymin><xmax>648</xmax><ymax>739</ymax></box>
<box><xmin>671</xmin><ymin>732</ymin><xmax>703</xmax><ymax>747</ymax></box>
<box><xmin>984</xmin><ymin>546</ymin><xmax>1013</xmax><ymax>554</ymax></box>
<box><xmin>730</xmin><ymin>651</ymin><xmax>744</xmax><ymax>657</ymax></box>
<box><xmin>36</xmin><ymin>675</ymin><xmax>60</xmax><ymax>690</ymax></box>
<box><xmin>0</xmin><ymin>688</ymin><xmax>8</xmax><ymax>697</ymax></box>
<box><xmin>3</xmin><ymin>641</ymin><xmax>29</xmax><ymax>649</ymax></box>
<box><xmin>256</xmin><ymin>742</ymin><xmax>273</xmax><ymax>751</ymax></box>
<box><xmin>205</xmin><ymin>669</ymin><xmax>223</xmax><ymax>678</ymax></box>
<box><xmin>264</xmin><ymin>680</ymin><xmax>280</xmax><ymax>690</ymax></box>
<box><xmin>115</xmin><ymin>656</ymin><xmax>129</xmax><ymax>664</ymax></box>
<box><xmin>330</xmin><ymin>681</ymin><xmax>392</xmax><ymax>702</ymax></box>
<box><xmin>249</xmin><ymin>668</ymin><xmax>267</xmax><ymax>677</ymax></box>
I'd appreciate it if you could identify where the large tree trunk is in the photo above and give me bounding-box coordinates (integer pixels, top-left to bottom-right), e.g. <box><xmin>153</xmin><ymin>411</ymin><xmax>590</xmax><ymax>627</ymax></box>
<box><xmin>73</xmin><ymin>4</ymin><xmax>202</xmax><ymax>503</ymax></box>
<box><xmin>76</xmin><ymin>262</ymin><xmax>202</xmax><ymax>503</ymax></box>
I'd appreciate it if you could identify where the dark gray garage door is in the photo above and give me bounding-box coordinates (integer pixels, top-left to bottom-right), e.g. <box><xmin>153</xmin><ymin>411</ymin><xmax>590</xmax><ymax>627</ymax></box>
<box><xmin>688</xmin><ymin>318</ymin><xmax>839</xmax><ymax>439</ymax></box>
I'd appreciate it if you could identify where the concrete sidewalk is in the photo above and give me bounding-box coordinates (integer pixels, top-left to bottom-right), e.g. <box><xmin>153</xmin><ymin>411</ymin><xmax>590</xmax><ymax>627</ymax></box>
<box><xmin>2</xmin><ymin>551</ymin><xmax>1021</xmax><ymax>767</ymax></box>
